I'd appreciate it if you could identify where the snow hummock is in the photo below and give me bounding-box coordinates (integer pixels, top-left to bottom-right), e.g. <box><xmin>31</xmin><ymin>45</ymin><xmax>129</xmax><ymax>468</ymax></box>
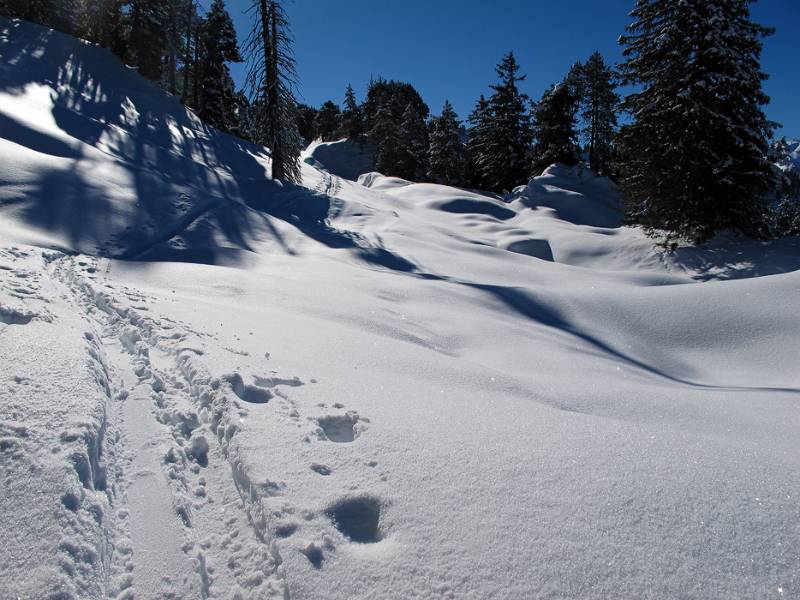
<box><xmin>2</xmin><ymin>17</ymin><xmax>800</xmax><ymax>600</ymax></box>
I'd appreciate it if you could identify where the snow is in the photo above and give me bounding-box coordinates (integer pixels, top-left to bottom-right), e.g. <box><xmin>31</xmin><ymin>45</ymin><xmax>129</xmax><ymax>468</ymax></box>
<box><xmin>2</xmin><ymin>18</ymin><xmax>800</xmax><ymax>600</ymax></box>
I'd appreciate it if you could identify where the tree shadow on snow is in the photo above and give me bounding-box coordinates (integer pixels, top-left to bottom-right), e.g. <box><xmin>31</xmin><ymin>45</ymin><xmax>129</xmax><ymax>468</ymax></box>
<box><xmin>0</xmin><ymin>19</ymin><xmax>417</xmax><ymax>274</ymax></box>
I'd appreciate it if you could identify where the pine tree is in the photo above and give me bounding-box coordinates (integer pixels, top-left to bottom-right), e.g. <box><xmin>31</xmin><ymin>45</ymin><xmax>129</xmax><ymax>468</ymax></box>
<box><xmin>573</xmin><ymin>52</ymin><xmax>619</xmax><ymax>174</ymax></box>
<box><xmin>363</xmin><ymin>79</ymin><xmax>429</xmax><ymax>178</ymax></box>
<box><xmin>314</xmin><ymin>100</ymin><xmax>341</xmax><ymax>141</ymax></box>
<box><xmin>466</xmin><ymin>94</ymin><xmax>491</xmax><ymax>189</ymax></box>
<box><xmin>530</xmin><ymin>82</ymin><xmax>580</xmax><ymax>175</ymax></box>
<box><xmin>618</xmin><ymin>0</ymin><xmax>776</xmax><ymax>243</ymax></box>
<box><xmin>295</xmin><ymin>104</ymin><xmax>318</xmax><ymax>144</ymax></box>
<box><xmin>1</xmin><ymin>0</ymin><xmax>79</xmax><ymax>34</ymax></box>
<box><xmin>339</xmin><ymin>84</ymin><xmax>363</xmax><ymax>141</ymax></box>
<box><xmin>477</xmin><ymin>52</ymin><xmax>532</xmax><ymax>192</ymax></box>
<box><xmin>198</xmin><ymin>0</ymin><xmax>241</xmax><ymax>132</ymax></box>
<box><xmin>428</xmin><ymin>100</ymin><xmax>467</xmax><ymax>186</ymax></box>
<box><xmin>395</xmin><ymin>102</ymin><xmax>429</xmax><ymax>181</ymax></box>
<box><xmin>82</xmin><ymin>0</ymin><xmax>125</xmax><ymax>49</ymax></box>
<box><xmin>371</xmin><ymin>99</ymin><xmax>403</xmax><ymax>176</ymax></box>
<box><xmin>129</xmin><ymin>0</ymin><xmax>168</xmax><ymax>82</ymax></box>
<box><xmin>245</xmin><ymin>0</ymin><xmax>302</xmax><ymax>183</ymax></box>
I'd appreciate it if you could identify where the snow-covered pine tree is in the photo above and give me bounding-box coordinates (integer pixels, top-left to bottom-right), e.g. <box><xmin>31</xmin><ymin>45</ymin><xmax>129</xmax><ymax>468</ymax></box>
<box><xmin>245</xmin><ymin>0</ymin><xmax>302</xmax><ymax>183</ymax></box>
<box><xmin>198</xmin><ymin>0</ymin><xmax>241</xmax><ymax>133</ymax></box>
<box><xmin>530</xmin><ymin>82</ymin><xmax>580</xmax><ymax>175</ymax></box>
<box><xmin>618</xmin><ymin>0</ymin><xmax>776</xmax><ymax>243</ymax></box>
<box><xmin>339</xmin><ymin>84</ymin><xmax>363</xmax><ymax>141</ymax></box>
<box><xmin>480</xmin><ymin>52</ymin><xmax>532</xmax><ymax>193</ymax></box>
<box><xmin>428</xmin><ymin>100</ymin><xmax>467</xmax><ymax>187</ymax></box>
<box><xmin>314</xmin><ymin>101</ymin><xmax>341</xmax><ymax>141</ymax></box>
<box><xmin>129</xmin><ymin>0</ymin><xmax>168</xmax><ymax>82</ymax></box>
<box><xmin>577</xmin><ymin>52</ymin><xmax>619</xmax><ymax>175</ymax></box>
<box><xmin>395</xmin><ymin>102</ymin><xmax>429</xmax><ymax>181</ymax></box>
<box><xmin>466</xmin><ymin>94</ymin><xmax>491</xmax><ymax>189</ymax></box>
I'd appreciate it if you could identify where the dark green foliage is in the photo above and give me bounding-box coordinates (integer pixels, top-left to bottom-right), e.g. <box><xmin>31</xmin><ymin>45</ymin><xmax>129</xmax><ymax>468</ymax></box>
<box><xmin>618</xmin><ymin>0</ymin><xmax>776</xmax><ymax>243</ymax></box>
<box><xmin>314</xmin><ymin>100</ymin><xmax>341</xmax><ymax>141</ymax></box>
<box><xmin>428</xmin><ymin>100</ymin><xmax>467</xmax><ymax>186</ymax></box>
<box><xmin>571</xmin><ymin>52</ymin><xmax>619</xmax><ymax>175</ymax></box>
<box><xmin>470</xmin><ymin>53</ymin><xmax>532</xmax><ymax>193</ymax></box>
<box><xmin>295</xmin><ymin>104</ymin><xmax>318</xmax><ymax>143</ymax></box>
<box><xmin>197</xmin><ymin>0</ymin><xmax>242</xmax><ymax>133</ymax></box>
<box><xmin>530</xmin><ymin>82</ymin><xmax>580</xmax><ymax>175</ymax></box>
<box><xmin>129</xmin><ymin>0</ymin><xmax>168</xmax><ymax>81</ymax></box>
<box><xmin>395</xmin><ymin>102</ymin><xmax>429</xmax><ymax>181</ymax></box>
<box><xmin>364</xmin><ymin>78</ymin><xmax>429</xmax><ymax>180</ymax></box>
<box><xmin>466</xmin><ymin>95</ymin><xmax>491</xmax><ymax>189</ymax></box>
<box><xmin>339</xmin><ymin>84</ymin><xmax>363</xmax><ymax>141</ymax></box>
<box><xmin>1</xmin><ymin>0</ymin><xmax>80</xmax><ymax>35</ymax></box>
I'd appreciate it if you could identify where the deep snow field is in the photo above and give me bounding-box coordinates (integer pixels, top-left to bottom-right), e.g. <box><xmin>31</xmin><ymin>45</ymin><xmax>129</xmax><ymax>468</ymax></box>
<box><xmin>1</xmin><ymin>18</ymin><xmax>800</xmax><ymax>600</ymax></box>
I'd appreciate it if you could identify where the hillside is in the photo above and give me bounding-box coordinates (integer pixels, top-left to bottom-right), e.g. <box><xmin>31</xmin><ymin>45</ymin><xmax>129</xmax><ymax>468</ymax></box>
<box><xmin>2</xmin><ymin>18</ymin><xmax>800</xmax><ymax>600</ymax></box>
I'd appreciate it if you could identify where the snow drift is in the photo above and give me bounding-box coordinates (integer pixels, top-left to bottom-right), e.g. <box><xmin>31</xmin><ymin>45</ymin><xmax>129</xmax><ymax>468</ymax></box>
<box><xmin>2</xmin><ymin>18</ymin><xmax>800</xmax><ymax>600</ymax></box>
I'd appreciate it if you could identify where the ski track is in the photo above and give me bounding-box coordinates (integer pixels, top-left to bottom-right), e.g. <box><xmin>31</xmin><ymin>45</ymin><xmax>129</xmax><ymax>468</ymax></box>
<box><xmin>44</xmin><ymin>252</ymin><xmax>318</xmax><ymax>598</ymax></box>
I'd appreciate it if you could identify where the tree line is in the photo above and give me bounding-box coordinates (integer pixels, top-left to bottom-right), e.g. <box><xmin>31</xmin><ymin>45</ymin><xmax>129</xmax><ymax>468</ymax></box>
<box><xmin>1</xmin><ymin>0</ymin><xmax>798</xmax><ymax>243</ymax></box>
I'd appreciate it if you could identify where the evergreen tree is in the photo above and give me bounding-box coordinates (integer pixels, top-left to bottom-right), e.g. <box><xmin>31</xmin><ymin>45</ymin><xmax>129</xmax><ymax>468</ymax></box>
<box><xmin>129</xmin><ymin>0</ymin><xmax>168</xmax><ymax>82</ymax></box>
<box><xmin>477</xmin><ymin>52</ymin><xmax>532</xmax><ymax>192</ymax></box>
<box><xmin>295</xmin><ymin>104</ymin><xmax>318</xmax><ymax>144</ymax></box>
<box><xmin>570</xmin><ymin>52</ymin><xmax>620</xmax><ymax>175</ymax></box>
<box><xmin>82</xmin><ymin>0</ymin><xmax>125</xmax><ymax>49</ymax></box>
<box><xmin>198</xmin><ymin>0</ymin><xmax>241</xmax><ymax>132</ymax></box>
<box><xmin>245</xmin><ymin>0</ymin><xmax>302</xmax><ymax>182</ymax></box>
<box><xmin>395</xmin><ymin>102</ymin><xmax>429</xmax><ymax>181</ymax></box>
<box><xmin>530</xmin><ymin>82</ymin><xmax>580</xmax><ymax>175</ymax></box>
<box><xmin>363</xmin><ymin>79</ymin><xmax>429</xmax><ymax>178</ymax></box>
<box><xmin>428</xmin><ymin>100</ymin><xmax>467</xmax><ymax>186</ymax></box>
<box><xmin>618</xmin><ymin>0</ymin><xmax>776</xmax><ymax>243</ymax></box>
<box><xmin>314</xmin><ymin>100</ymin><xmax>341</xmax><ymax>141</ymax></box>
<box><xmin>371</xmin><ymin>99</ymin><xmax>403</xmax><ymax>176</ymax></box>
<box><xmin>339</xmin><ymin>84</ymin><xmax>363</xmax><ymax>141</ymax></box>
<box><xmin>1</xmin><ymin>0</ymin><xmax>79</xmax><ymax>34</ymax></box>
<box><xmin>466</xmin><ymin>94</ymin><xmax>492</xmax><ymax>189</ymax></box>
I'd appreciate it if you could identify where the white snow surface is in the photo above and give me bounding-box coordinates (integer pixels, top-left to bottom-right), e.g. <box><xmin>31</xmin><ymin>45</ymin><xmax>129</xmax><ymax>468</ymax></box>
<box><xmin>2</xmin><ymin>18</ymin><xmax>800</xmax><ymax>600</ymax></box>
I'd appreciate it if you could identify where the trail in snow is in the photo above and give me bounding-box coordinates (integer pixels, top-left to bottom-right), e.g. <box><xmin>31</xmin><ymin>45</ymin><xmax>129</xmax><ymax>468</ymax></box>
<box><xmin>43</xmin><ymin>254</ymin><xmax>315</xmax><ymax>598</ymax></box>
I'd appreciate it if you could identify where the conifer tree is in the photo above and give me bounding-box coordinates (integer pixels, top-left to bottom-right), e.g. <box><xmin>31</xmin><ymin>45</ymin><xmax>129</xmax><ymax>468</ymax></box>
<box><xmin>314</xmin><ymin>100</ymin><xmax>341</xmax><ymax>141</ymax></box>
<box><xmin>371</xmin><ymin>99</ymin><xmax>403</xmax><ymax>176</ymax></box>
<box><xmin>339</xmin><ymin>84</ymin><xmax>363</xmax><ymax>141</ymax></box>
<box><xmin>245</xmin><ymin>0</ymin><xmax>302</xmax><ymax>182</ymax></box>
<box><xmin>82</xmin><ymin>0</ymin><xmax>125</xmax><ymax>49</ymax></box>
<box><xmin>428</xmin><ymin>100</ymin><xmax>467</xmax><ymax>186</ymax></box>
<box><xmin>466</xmin><ymin>94</ymin><xmax>491</xmax><ymax>189</ymax></box>
<box><xmin>198</xmin><ymin>0</ymin><xmax>241</xmax><ymax>132</ymax></box>
<box><xmin>129</xmin><ymin>0</ymin><xmax>168</xmax><ymax>81</ymax></box>
<box><xmin>395</xmin><ymin>102</ymin><xmax>429</xmax><ymax>181</ymax></box>
<box><xmin>618</xmin><ymin>0</ymin><xmax>776</xmax><ymax>243</ymax></box>
<box><xmin>295</xmin><ymin>104</ymin><xmax>318</xmax><ymax>144</ymax></box>
<box><xmin>578</xmin><ymin>52</ymin><xmax>619</xmax><ymax>174</ymax></box>
<box><xmin>477</xmin><ymin>53</ymin><xmax>532</xmax><ymax>192</ymax></box>
<box><xmin>530</xmin><ymin>82</ymin><xmax>580</xmax><ymax>175</ymax></box>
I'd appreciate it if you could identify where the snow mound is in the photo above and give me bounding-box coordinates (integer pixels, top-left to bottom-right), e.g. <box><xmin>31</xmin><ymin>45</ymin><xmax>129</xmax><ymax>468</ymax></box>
<box><xmin>303</xmin><ymin>138</ymin><xmax>375</xmax><ymax>181</ymax></box>
<box><xmin>513</xmin><ymin>163</ymin><xmax>622</xmax><ymax>228</ymax></box>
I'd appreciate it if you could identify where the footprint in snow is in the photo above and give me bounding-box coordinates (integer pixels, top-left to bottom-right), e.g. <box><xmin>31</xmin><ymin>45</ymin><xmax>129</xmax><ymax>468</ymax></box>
<box><xmin>316</xmin><ymin>413</ymin><xmax>364</xmax><ymax>443</ymax></box>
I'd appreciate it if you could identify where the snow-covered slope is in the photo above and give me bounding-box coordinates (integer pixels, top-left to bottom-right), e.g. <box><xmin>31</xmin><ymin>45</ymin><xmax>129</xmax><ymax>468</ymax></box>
<box><xmin>2</xmin><ymin>18</ymin><xmax>800</xmax><ymax>600</ymax></box>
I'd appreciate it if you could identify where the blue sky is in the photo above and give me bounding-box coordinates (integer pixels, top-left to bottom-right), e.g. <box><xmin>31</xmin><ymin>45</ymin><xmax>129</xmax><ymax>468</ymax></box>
<box><xmin>220</xmin><ymin>0</ymin><xmax>799</xmax><ymax>136</ymax></box>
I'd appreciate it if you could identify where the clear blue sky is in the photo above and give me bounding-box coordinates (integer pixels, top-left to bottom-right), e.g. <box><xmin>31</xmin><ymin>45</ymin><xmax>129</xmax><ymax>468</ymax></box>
<box><xmin>219</xmin><ymin>0</ymin><xmax>799</xmax><ymax>136</ymax></box>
